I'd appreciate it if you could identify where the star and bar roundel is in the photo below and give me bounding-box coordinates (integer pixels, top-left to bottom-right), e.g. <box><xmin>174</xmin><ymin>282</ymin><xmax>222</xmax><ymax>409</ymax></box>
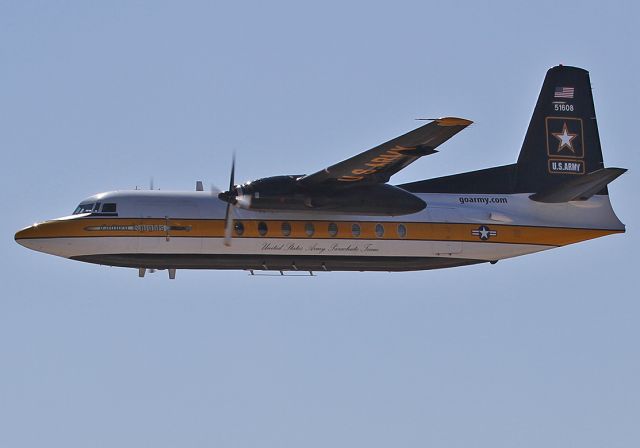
<box><xmin>545</xmin><ymin>117</ymin><xmax>585</xmax><ymax>175</ymax></box>
<box><xmin>471</xmin><ymin>225</ymin><xmax>497</xmax><ymax>241</ymax></box>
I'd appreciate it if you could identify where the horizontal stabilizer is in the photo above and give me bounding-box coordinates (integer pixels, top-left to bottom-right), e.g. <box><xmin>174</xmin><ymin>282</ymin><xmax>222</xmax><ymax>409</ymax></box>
<box><xmin>530</xmin><ymin>168</ymin><xmax>626</xmax><ymax>203</ymax></box>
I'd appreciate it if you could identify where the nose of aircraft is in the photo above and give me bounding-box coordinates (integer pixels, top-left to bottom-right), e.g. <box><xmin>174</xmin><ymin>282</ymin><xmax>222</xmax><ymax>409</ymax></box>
<box><xmin>15</xmin><ymin>224</ymin><xmax>38</xmax><ymax>247</ymax></box>
<box><xmin>14</xmin><ymin>221</ymin><xmax>63</xmax><ymax>256</ymax></box>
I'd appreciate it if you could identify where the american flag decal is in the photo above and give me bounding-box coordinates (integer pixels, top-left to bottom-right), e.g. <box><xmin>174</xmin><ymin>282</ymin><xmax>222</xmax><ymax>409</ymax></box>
<box><xmin>554</xmin><ymin>86</ymin><xmax>574</xmax><ymax>99</ymax></box>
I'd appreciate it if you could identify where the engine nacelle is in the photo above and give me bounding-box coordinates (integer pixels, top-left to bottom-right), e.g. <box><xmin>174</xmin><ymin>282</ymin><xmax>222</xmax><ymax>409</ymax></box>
<box><xmin>233</xmin><ymin>176</ymin><xmax>425</xmax><ymax>216</ymax></box>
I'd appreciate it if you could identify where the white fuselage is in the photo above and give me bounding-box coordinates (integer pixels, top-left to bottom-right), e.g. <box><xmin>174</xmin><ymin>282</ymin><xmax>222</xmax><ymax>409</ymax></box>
<box><xmin>14</xmin><ymin>189</ymin><xmax>625</xmax><ymax>273</ymax></box>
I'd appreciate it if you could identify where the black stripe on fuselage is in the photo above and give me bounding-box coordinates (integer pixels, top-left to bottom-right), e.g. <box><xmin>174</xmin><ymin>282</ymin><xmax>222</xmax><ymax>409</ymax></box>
<box><xmin>71</xmin><ymin>253</ymin><xmax>487</xmax><ymax>272</ymax></box>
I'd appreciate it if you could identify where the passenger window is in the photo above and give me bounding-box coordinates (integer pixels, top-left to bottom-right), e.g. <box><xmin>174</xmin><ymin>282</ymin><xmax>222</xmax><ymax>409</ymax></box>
<box><xmin>102</xmin><ymin>203</ymin><xmax>117</xmax><ymax>213</ymax></box>
<box><xmin>328</xmin><ymin>222</ymin><xmax>338</xmax><ymax>237</ymax></box>
<box><xmin>351</xmin><ymin>223</ymin><xmax>361</xmax><ymax>237</ymax></box>
<box><xmin>258</xmin><ymin>221</ymin><xmax>268</xmax><ymax>236</ymax></box>
<box><xmin>281</xmin><ymin>222</ymin><xmax>291</xmax><ymax>236</ymax></box>
<box><xmin>397</xmin><ymin>224</ymin><xmax>407</xmax><ymax>238</ymax></box>
<box><xmin>234</xmin><ymin>221</ymin><xmax>244</xmax><ymax>236</ymax></box>
<box><xmin>305</xmin><ymin>222</ymin><xmax>315</xmax><ymax>237</ymax></box>
<box><xmin>375</xmin><ymin>223</ymin><xmax>384</xmax><ymax>238</ymax></box>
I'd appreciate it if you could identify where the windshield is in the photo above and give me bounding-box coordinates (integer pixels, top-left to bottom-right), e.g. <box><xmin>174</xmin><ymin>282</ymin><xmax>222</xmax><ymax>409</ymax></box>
<box><xmin>73</xmin><ymin>203</ymin><xmax>97</xmax><ymax>214</ymax></box>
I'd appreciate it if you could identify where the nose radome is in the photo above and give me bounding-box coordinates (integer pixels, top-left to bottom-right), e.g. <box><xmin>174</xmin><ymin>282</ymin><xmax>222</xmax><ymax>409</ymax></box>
<box><xmin>15</xmin><ymin>224</ymin><xmax>38</xmax><ymax>246</ymax></box>
<box><xmin>15</xmin><ymin>222</ymin><xmax>52</xmax><ymax>254</ymax></box>
<box><xmin>15</xmin><ymin>219</ymin><xmax>78</xmax><ymax>258</ymax></box>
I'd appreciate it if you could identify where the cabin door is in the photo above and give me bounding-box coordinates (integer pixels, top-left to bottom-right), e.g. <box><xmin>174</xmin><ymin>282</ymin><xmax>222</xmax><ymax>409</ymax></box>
<box><xmin>430</xmin><ymin>207</ymin><xmax>463</xmax><ymax>255</ymax></box>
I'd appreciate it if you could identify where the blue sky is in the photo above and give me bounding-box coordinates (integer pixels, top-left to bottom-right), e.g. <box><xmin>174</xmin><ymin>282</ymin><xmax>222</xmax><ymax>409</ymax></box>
<box><xmin>1</xmin><ymin>1</ymin><xmax>638</xmax><ymax>447</ymax></box>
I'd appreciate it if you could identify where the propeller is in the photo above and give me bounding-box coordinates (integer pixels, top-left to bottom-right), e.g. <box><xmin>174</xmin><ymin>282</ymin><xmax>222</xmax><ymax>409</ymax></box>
<box><xmin>218</xmin><ymin>153</ymin><xmax>237</xmax><ymax>247</ymax></box>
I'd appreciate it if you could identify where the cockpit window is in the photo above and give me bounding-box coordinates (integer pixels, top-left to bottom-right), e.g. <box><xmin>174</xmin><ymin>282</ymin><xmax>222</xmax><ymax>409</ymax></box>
<box><xmin>73</xmin><ymin>203</ymin><xmax>95</xmax><ymax>214</ymax></box>
<box><xmin>73</xmin><ymin>201</ymin><xmax>118</xmax><ymax>215</ymax></box>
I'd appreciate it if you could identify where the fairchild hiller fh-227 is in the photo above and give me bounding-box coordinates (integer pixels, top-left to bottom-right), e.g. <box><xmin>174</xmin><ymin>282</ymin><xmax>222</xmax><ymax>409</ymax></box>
<box><xmin>15</xmin><ymin>66</ymin><xmax>626</xmax><ymax>278</ymax></box>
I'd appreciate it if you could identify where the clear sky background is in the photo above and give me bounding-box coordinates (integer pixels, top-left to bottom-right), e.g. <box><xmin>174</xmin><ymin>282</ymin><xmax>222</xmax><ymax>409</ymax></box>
<box><xmin>1</xmin><ymin>1</ymin><xmax>638</xmax><ymax>447</ymax></box>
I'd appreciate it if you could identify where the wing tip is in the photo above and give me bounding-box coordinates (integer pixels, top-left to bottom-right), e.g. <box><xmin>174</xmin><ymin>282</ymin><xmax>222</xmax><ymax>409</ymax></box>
<box><xmin>435</xmin><ymin>117</ymin><xmax>473</xmax><ymax>127</ymax></box>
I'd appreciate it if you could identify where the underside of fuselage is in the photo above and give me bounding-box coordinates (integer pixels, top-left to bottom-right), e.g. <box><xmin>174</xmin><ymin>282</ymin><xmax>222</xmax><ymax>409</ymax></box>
<box><xmin>71</xmin><ymin>253</ymin><xmax>487</xmax><ymax>272</ymax></box>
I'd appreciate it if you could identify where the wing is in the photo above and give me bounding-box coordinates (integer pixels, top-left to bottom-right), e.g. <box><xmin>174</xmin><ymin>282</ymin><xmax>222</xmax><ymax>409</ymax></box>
<box><xmin>298</xmin><ymin>117</ymin><xmax>472</xmax><ymax>187</ymax></box>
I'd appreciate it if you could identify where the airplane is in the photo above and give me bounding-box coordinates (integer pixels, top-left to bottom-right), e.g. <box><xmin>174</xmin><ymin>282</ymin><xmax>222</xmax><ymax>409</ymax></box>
<box><xmin>15</xmin><ymin>65</ymin><xmax>626</xmax><ymax>278</ymax></box>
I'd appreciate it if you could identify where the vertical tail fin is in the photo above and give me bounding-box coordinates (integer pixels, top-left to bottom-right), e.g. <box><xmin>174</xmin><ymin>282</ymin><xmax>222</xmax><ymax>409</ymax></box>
<box><xmin>516</xmin><ymin>65</ymin><xmax>606</xmax><ymax>193</ymax></box>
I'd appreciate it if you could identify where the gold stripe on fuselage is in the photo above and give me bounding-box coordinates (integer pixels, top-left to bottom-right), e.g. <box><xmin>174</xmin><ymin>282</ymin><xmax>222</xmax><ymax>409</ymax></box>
<box><xmin>15</xmin><ymin>218</ymin><xmax>622</xmax><ymax>247</ymax></box>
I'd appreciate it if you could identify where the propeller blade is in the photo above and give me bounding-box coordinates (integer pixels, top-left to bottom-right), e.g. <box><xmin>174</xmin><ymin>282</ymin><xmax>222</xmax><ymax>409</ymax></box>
<box><xmin>228</xmin><ymin>152</ymin><xmax>235</xmax><ymax>192</ymax></box>
<box><xmin>223</xmin><ymin>153</ymin><xmax>236</xmax><ymax>247</ymax></box>
<box><xmin>223</xmin><ymin>202</ymin><xmax>234</xmax><ymax>246</ymax></box>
